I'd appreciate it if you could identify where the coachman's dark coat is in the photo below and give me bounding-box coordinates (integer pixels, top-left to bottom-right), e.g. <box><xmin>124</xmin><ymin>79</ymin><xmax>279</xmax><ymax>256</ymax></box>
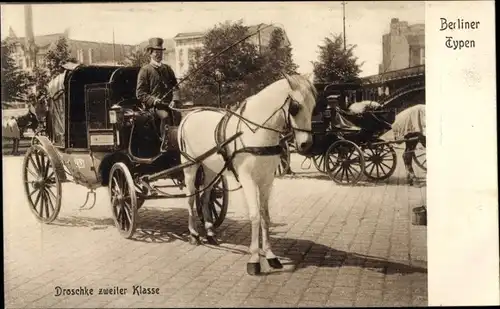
<box><xmin>136</xmin><ymin>63</ymin><xmax>179</xmax><ymax>107</ymax></box>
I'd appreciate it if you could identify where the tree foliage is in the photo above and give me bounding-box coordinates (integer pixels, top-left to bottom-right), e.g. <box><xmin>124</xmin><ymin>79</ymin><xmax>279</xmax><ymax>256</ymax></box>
<box><xmin>27</xmin><ymin>66</ymin><xmax>51</xmax><ymax>109</ymax></box>
<box><xmin>181</xmin><ymin>21</ymin><xmax>299</xmax><ymax>107</ymax></box>
<box><xmin>45</xmin><ymin>37</ymin><xmax>77</xmax><ymax>77</ymax></box>
<box><xmin>120</xmin><ymin>48</ymin><xmax>150</xmax><ymax>67</ymax></box>
<box><xmin>312</xmin><ymin>34</ymin><xmax>363</xmax><ymax>83</ymax></box>
<box><xmin>1</xmin><ymin>39</ymin><xmax>31</xmax><ymax>105</ymax></box>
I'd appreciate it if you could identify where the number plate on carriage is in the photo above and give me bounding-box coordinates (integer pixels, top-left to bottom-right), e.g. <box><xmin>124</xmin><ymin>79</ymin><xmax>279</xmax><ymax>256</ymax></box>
<box><xmin>89</xmin><ymin>132</ymin><xmax>114</xmax><ymax>146</ymax></box>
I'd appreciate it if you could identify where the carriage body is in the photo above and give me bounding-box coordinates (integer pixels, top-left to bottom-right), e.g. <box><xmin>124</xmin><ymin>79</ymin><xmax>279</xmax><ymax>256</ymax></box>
<box><xmin>40</xmin><ymin>65</ymin><xmax>183</xmax><ymax>189</ymax></box>
<box><xmin>25</xmin><ymin>64</ymin><xmax>229</xmax><ymax>236</ymax></box>
<box><xmin>277</xmin><ymin>81</ymin><xmax>400</xmax><ymax>185</ymax></box>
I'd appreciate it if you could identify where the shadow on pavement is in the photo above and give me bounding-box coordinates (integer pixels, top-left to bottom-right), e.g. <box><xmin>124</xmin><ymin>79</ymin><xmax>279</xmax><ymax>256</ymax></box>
<box><xmin>277</xmin><ymin>171</ymin><xmax>426</xmax><ymax>188</ymax></box>
<box><xmin>48</xmin><ymin>208</ymin><xmax>426</xmax><ymax>276</ymax></box>
<box><xmin>269</xmin><ymin>237</ymin><xmax>427</xmax><ymax>276</ymax></box>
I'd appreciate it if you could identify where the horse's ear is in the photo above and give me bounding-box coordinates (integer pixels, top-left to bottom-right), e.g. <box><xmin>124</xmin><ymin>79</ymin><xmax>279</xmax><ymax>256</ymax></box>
<box><xmin>303</xmin><ymin>73</ymin><xmax>313</xmax><ymax>82</ymax></box>
<box><xmin>282</xmin><ymin>72</ymin><xmax>296</xmax><ymax>90</ymax></box>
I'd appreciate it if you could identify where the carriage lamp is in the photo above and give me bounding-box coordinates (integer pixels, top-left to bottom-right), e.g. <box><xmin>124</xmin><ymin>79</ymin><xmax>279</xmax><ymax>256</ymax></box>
<box><xmin>109</xmin><ymin>104</ymin><xmax>122</xmax><ymax>125</ymax></box>
<box><xmin>109</xmin><ymin>110</ymin><xmax>117</xmax><ymax>124</ymax></box>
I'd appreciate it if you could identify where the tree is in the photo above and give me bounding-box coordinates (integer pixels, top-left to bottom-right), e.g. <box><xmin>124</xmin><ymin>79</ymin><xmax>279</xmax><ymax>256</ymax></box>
<box><xmin>45</xmin><ymin>37</ymin><xmax>77</xmax><ymax>77</ymax></box>
<box><xmin>181</xmin><ymin>21</ymin><xmax>300</xmax><ymax>107</ymax></box>
<box><xmin>261</xmin><ymin>28</ymin><xmax>298</xmax><ymax>80</ymax></box>
<box><xmin>312</xmin><ymin>34</ymin><xmax>363</xmax><ymax>83</ymax></box>
<box><xmin>120</xmin><ymin>48</ymin><xmax>150</xmax><ymax>67</ymax></box>
<box><xmin>26</xmin><ymin>66</ymin><xmax>51</xmax><ymax>108</ymax></box>
<box><xmin>1</xmin><ymin>39</ymin><xmax>31</xmax><ymax>105</ymax></box>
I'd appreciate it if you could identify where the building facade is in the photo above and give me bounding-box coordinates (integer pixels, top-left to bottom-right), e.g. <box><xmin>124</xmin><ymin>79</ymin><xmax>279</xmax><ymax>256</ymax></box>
<box><xmin>5</xmin><ymin>30</ymin><xmax>136</xmax><ymax>70</ymax></box>
<box><xmin>5</xmin><ymin>5</ymin><xmax>136</xmax><ymax>72</ymax></box>
<box><xmin>379</xmin><ymin>18</ymin><xmax>425</xmax><ymax>73</ymax></box>
<box><xmin>172</xmin><ymin>24</ymin><xmax>291</xmax><ymax>78</ymax></box>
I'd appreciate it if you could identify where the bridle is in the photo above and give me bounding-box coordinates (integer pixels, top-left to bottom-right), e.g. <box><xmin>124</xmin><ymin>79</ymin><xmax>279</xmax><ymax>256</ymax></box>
<box><xmin>171</xmin><ymin>90</ymin><xmax>314</xmax><ymax>140</ymax></box>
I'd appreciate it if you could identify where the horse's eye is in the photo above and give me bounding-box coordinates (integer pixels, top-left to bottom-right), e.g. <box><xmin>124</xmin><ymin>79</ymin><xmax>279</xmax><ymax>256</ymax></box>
<box><xmin>289</xmin><ymin>101</ymin><xmax>301</xmax><ymax>116</ymax></box>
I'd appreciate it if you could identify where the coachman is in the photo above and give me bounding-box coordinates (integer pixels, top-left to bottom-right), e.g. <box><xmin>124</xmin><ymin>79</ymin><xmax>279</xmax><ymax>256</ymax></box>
<box><xmin>136</xmin><ymin>37</ymin><xmax>180</xmax><ymax>152</ymax></box>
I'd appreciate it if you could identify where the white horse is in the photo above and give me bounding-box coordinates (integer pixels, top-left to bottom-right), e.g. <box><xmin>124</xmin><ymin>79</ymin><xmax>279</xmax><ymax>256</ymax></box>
<box><xmin>391</xmin><ymin>104</ymin><xmax>426</xmax><ymax>184</ymax></box>
<box><xmin>177</xmin><ymin>74</ymin><xmax>317</xmax><ymax>275</ymax></box>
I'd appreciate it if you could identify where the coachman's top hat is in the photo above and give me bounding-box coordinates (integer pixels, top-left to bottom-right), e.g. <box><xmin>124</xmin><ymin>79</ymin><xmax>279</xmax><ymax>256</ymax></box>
<box><xmin>146</xmin><ymin>37</ymin><xmax>166</xmax><ymax>51</ymax></box>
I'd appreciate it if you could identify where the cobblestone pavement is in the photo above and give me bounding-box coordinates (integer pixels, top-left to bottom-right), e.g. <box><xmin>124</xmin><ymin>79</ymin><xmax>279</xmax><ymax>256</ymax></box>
<box><xmin>3</xmin><ymin>150</ymin><xmax>427</xmax><ymax>308</ymax></box>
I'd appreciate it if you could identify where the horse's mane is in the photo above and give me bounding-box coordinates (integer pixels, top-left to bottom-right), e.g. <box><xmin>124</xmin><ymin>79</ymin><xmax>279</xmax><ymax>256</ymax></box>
<box><xmin>286</xmin><ymin>74</ymin><xmax>318</xmax><ymax>100</ymax></box>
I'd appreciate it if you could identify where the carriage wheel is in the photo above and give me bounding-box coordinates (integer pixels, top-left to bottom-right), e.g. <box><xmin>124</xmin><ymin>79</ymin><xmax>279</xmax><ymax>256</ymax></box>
<box><xmin>413</xmin><ymin>142</ymin><xmax>426</xmax><ymax>171</ymax></box>
<box><xmin>23</xmin><ymin>144</ymin><xmax>62</xmax><ymax>223</ymax></box>
<box><xmin>109</xmin><ymin>162</ymin><xmax>138</xmax><ymax>239</ymax></box>
<box><xmin>325</xmin><ymin>140</ymin><xmax>365</xmax><ymax>185</ymax></box>
<box><xmin>275</xmin><ymin>140</ymin><xmax>291</xmax><ymax>177</ymax></box>
<box><xmin>312</xmin><ymin>153</ymin><xmax>327</xmax><ymax>173</ymax></box>
<box><xmin>195</xmin><ymin>168</ymin><xmax>229</xmax><ymax>229</ymax></box>
<box><xmin>363</xmin><ymin>141</ymin><xmax>397</xmax><ymax>181</ymax></box>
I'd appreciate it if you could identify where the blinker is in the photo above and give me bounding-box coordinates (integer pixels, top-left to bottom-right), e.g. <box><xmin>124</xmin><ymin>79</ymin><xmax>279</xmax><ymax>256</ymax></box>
<box><xmin>289</xmin><ymin>100</ymin><xmax>301</xmax><ymax>116</ymax></box>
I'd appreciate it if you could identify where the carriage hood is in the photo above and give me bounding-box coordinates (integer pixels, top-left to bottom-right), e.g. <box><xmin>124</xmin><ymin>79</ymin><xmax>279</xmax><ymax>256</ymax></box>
<box><xmin>47</xmin><ymin>71</ymin><xmax>67</xmax><ymax>146</ymax></box>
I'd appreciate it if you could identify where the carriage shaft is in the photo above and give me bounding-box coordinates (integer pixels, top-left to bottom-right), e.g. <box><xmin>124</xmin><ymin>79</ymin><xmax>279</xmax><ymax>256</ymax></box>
<box><xmin>143</xmin><ymin>131</ymin><xmax>243</xmax><ymax>182</ymax></box>
<box><xmin>142</xmin><ymin>193</ymin><xmax>187</xmax><ymax>200</ymax></box>
<box><xmin>368</xmin><ymin>136</ymin><xmax>420</xmax><ymax>146</ymax></box>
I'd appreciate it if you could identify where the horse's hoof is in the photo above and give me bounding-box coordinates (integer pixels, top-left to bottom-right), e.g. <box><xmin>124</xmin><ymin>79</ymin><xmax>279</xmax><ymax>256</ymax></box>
<box><xmin>206</xmin><ymin>235</ymin><xmax>219</xmax><ymax>246</ymax></box>
<box><xmin>189</xmin><ymin>234</ymin><xmax>201</xmax><ymax>246</ymax></box>
<box><xmin>267</xmin><ymin>258</ymin><xmax>283</xmax><ymax>269</ymax></box>
<box><xmin>247</xmin><ymin>262</ymin><xmax>261</xmax><ymax>276</ymax></box>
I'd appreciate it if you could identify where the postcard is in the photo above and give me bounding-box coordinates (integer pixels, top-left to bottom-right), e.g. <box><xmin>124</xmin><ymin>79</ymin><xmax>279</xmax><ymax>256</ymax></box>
<box><xmin>2</xmin><ymin>1</ymin><xmax>497</xmax><ymax>308</ymax></box>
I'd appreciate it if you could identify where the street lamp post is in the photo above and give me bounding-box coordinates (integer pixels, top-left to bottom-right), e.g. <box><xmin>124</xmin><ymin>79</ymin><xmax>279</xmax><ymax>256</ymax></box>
<box><xmin>214</xmin><ymin>69</ymin><xmax>224</xmax><ymax>107</ymax></box>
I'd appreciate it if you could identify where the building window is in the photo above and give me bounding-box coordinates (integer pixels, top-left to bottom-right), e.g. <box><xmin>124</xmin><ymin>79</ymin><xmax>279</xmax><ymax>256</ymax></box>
<box><xmin>77</xmin><ymin>49</ymin><xmax>84</xmax><ymax>63</ymax></box>
<box><xmin>420</xmin><ymin>47</ymin><xmax>425</xmax><ymax>65</ymax></box>
<box><xmin>88</xmin><ymin>48</ymin><xmax>93</xmax><ymax>64</ymax></box>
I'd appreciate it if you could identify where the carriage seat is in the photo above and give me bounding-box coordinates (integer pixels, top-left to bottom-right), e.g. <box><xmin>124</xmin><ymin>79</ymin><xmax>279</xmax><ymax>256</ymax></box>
<box><xmin>331</xmin><ymin>108</ymin><xmax>361</xmax><ymax>132</ymax></box>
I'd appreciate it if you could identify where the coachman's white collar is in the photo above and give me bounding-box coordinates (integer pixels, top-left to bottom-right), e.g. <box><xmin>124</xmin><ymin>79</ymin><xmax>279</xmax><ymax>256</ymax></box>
<box><xmin>150</xmin><ymin>59</ymin><xmax>162</xmax><ymax>68</ymax></box>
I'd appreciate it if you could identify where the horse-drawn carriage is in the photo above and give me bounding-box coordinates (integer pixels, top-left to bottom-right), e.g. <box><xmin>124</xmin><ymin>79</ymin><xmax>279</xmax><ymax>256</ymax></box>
<box><xmin>276</xmin><ymin>81</ymin><xmax>426</xmax><ymax>185</ymax></box>
<box><xmin>24</xmin><ymin>62</ymin><xmax>320</xmax><ymax>275</ymax></box>
<box><xmin>23</xmin><ymin>65</ymin><xmax>230</xmax><ymax>238</ymax></box>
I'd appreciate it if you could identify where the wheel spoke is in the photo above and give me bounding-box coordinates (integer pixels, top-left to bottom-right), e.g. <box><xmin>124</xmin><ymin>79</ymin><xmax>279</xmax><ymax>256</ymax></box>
<box><xmin>380</xmin><ymin>161</ymin><xmax>392</xmax><ymax>171</ymax></box>
<box><xmin>28</xmin><ymin>156</ymin><xmax>41</xmax><ymax>175</ymax></box>
<box><xmin>116</xmin><ymin>205</ymin><xmax>123</xmax><ymax>221</ymax></box>
<box><xmin>33</xmin><ymin>189</ymin><xmax>43</xmax><ymax>210</ymax></box>
<box><xmin>368</xmin><ymin>161</ymin><xmax>376</xmax><ymax>175</ymax></box>
<box><xmin>29</xmin><ymin>188</ymin><xmax>40</xmax><ymax>199</ymax></box>
<box><xmin>123</xmin><ymin>205</ymin><xmax>132</xmax><ymax>226</ymax></box>
<box><xmin>341</xmin><ymin>167</ymin><xmax>348</xmax><ymax>182</ymax></box>
<box><xmin>43</xmin><ymin>191</ymin><xmax>51</xmax><ymax>219</ymax></box>
<box><xmin>44</xmin><ymin>189</ymin><xmax>56</xmax><ymax>212</ymax></box>
<box><xmin>46</xmin><ymin>169</ymin><xmax>55</xmax><ymax>181</ymax></box>
<box><xmin>41</xmin><ymin>155</ymin><xmax>49</xmax><ymax>178</ymax></box>
<box><xmin>46</xmin><ymin>186</ymin><xmax>57</xmax><ymax>200</ymax></box>
<box><xmin>38</xmin><ymin>191</ymin><xmax>45</xmax><ymax>218</ymax></box>
<box><xmin>112</xmin><ymin>178</ymin><xmax>121</xmax><ymax>194</ymax></box>
<box><xmin>346</xmin><ymin>165</ymin><xmax>356</xmax><ymax>179</ymax></box>
<box><xmin>27</xmin><ymin>167</ymin><xmax>38</xmax><ymax>179</ymax></box>
<box><xmin>34</xmin><ymin>151</ymin><xmax>44</xmax><ymax>175</ymax></box>
<box><xmin>210</xmin><ymin>203</ymin><xmax>219</xmax><ymax>221</ymax></box>
<box><xmin>344</xmin><ymin>167</ymin><xmax>350</xmax><ymax>182</ymax></box>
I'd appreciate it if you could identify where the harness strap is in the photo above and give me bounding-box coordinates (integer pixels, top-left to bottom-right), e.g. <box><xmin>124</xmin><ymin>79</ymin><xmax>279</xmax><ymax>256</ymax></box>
<box><xmin>215</xmin><ymin>112</ymin><xmax>241</xmax><ymax>182</ymax></box>
<box><xmin>234</xmin><ymin>146</ymin><xmax>283</xmax><ymax>156</ymax></box>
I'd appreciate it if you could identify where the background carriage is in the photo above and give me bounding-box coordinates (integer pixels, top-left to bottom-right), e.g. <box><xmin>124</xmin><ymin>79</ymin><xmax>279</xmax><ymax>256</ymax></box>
<box><xmin>23</xmin><ymin>65</ymin><xmax>230</xmax><ymax>238</ymax></box>
<box><xmin>275</xmin><ymin>81</ymin><xmax>426</xmax><ymax>185</ymax></box>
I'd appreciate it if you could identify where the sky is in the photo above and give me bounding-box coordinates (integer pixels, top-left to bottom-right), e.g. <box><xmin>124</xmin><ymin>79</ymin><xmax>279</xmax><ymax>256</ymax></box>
<box><xmin>1</xmin><ymin>1</ymin><xmax>424</xmax><ymax>77</ymax></box>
